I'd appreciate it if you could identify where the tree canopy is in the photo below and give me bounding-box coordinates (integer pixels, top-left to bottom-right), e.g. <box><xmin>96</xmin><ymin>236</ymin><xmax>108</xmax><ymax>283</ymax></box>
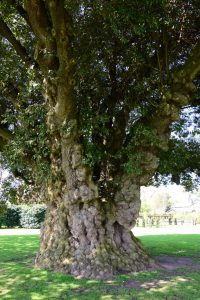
<box><xmin>0</xmin><ymin>1</ymin><xmax>199</xmax><ymax>199</ymax></box>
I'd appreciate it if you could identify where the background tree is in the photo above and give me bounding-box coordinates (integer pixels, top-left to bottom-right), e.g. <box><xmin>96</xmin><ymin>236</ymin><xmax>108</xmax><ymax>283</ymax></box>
<box><xmin>0</xmin><ymin>0</ymin><xmax>199</xmax><ymax>278</ymax></box>
<box><xmin>154</xmin><ymin>107</ymin><xmax>200</xmax><ymax>190</ymax></box>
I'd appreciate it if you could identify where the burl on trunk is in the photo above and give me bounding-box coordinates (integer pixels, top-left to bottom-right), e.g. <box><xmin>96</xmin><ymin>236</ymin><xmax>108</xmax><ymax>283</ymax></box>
<box><xmin>35</xmin><ymin>116</ymin><xmax>151</xmax><ymax>279</ymax></box>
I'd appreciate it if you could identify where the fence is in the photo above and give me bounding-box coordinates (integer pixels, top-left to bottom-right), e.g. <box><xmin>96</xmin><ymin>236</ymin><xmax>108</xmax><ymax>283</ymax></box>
<box><xmin>137</xmin><ymin>214</ymin><xmax>200</xmax><ymax>227</ymax></box>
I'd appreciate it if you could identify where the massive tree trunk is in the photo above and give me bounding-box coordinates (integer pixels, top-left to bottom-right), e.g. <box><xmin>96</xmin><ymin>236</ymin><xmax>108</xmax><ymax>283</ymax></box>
<box><xmin>35</xmin><ymin>94</ymin><xmax>151</xmax><ymax>278</ymax></box>
<box><xmin>36</xmin><ymin>175</ymin><xmax>150</xmax><ymax>279</ymax></box>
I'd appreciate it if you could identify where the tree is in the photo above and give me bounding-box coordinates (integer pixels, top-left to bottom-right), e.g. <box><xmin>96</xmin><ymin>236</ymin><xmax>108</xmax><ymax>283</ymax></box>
<box><xmin>154</xmin><ymin>107</ymin><xmax>200</xmax><ymax>190</ymax></box>
<box><xmin>0</xmin><ymin>0</ymin><xmax>200</xmax><ymax>278</ymax></box>
<box><xmin>141</xmin><ymin>187</ymin><xmax>172</xmax><ymax>214</ymax></box>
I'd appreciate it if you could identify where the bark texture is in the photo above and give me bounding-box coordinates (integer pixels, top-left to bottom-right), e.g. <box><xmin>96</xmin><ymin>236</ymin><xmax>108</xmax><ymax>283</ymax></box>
<box><xmin>35</xmin><ymin>104</ymin><xmax>151</xmax><ymax>278</ymax></box>
<box><xmin>37</xmin><ymin>182</ymin><xmax>150</xmax><ymax>278</ymax></box>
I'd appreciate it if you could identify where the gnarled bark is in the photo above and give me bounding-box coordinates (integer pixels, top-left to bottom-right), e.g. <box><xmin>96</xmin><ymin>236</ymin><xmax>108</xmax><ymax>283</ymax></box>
<box><xmin>36</xmin><ymin>188</ymin><xmax>150</xmax><ymax>279</ymax></box>
<box><xmin>35</xmin><ymin>100</ymin><xmax>151</xmax><ymax>278</ymax></box>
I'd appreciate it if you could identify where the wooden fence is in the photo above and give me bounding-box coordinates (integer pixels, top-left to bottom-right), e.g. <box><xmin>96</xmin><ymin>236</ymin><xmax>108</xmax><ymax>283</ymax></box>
<box><xmin>137</xmin><ymin>214</ymin><xmax>199</xmax><ymax>227</ymax></box>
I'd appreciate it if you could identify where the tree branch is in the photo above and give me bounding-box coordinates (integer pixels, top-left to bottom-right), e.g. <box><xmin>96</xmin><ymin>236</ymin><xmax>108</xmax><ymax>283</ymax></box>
<box><xmin>177</xmin><ymin>40</ymin><xmax>200</xmax><ymax>81</ymax></box>
<box><xmin>0</xmin><ymin>127</ymin><xmax>13</xmax><ymax>140</ymax></box>
<box><xmin>149</xmin><ymin>39</ymin><xmax>200</xmax><ymax>135</ymax></box>
<box><xmin>127</xmin><ymin>40</ymin><xmax>200</xmax><ymax>185</ymax></box>
<box><xmin>0</xmin><ymin>15</ymin><xmax>31</xmax><ymax>64</ymax></box>
<box><xmin>167</xmin><ymin>40</ymin><xmax>200</xmax><ymax>109</ymax></box>
<box><xmin>0</xmin><ymin>82</ymin><xmax>19</xmax><ymax>105</ymax></box>
<box><xmin>24</xmin><ymin>0</ymin><xmax>52</xmax><ymax>47</ymax></box>
<box><xmin>24</xmin><ymin>0</ymin><xmax>58</xmax><ymax>70</ymax></box>
<box><xmin>6</xmin><ymin>0</ymin><xmax>30</xmax><ymax>25</ymax></box>
<box><xmin>46</xmin><ymin>0</ymin><xmax>73</xmax><ymax>69</ymax></box>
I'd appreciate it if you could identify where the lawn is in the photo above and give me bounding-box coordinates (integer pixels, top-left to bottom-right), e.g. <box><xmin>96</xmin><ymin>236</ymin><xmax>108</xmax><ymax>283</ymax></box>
<box><xmin>0</xmin><ymin>232</ymin><xmax>200</xmax><ymax>299</ymax></box>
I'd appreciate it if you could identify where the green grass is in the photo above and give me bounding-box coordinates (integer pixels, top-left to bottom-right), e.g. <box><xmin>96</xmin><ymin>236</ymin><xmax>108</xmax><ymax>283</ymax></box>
<box><xmin>0</xmin><ymin>233</ymin><xmax>200</xmax><ymax>299</ymax></box>
<box><xmin>140</xmin><ymin>234</ymin><xmax>200</xmax><ymax>259</ymax></box>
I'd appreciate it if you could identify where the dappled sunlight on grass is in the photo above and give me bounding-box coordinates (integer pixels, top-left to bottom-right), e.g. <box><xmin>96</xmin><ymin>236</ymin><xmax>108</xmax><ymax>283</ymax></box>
<box><xmin>116</xmin><ymin>271</ymin><xmax>160</xmax><ymax>282</ymax></box>
<box><xmin>141</xmin><ymin>275</ymin><xmax>200</xmax><ymax>300</ymax></box>
<box><xmin>0</xmin><ymin>263</ymin><xmax>81</xmax><ymax>299</ymax></box>
<box><xmin>0</xmin><ymin>233</ymin><xmax>200</xmax><ymax>299</ymax></box>
<box><xmin>0</xmin><ymin>259</ymin><xmax>106</xmax><ymax>299</ymax></box>
<box><xmin>0</xmin><ymin>235</ymin><xmax>39</xmax><ymax>262</ymax></box>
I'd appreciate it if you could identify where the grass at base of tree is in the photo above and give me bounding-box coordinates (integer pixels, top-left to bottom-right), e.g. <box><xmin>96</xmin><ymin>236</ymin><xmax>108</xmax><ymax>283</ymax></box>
<box><xmin>0</xmin><ymin>234</ymin><xmax>200</xmax><ymax>299</ymax></box>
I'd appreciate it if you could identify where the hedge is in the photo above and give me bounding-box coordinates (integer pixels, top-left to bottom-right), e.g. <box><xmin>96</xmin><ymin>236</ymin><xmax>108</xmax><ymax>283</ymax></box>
<box><xmin>0</xmin><ymin>202</ymin><xmax>7</xmax><ymax>228</ymax></box>
<box><xmin>20</xmin><ymin>204</ymin><xmax>46</xmax><ymax>228</ymax></box>
<box><xmin>0</xmin><ymin>203</ymin><xmax>46</xmax><ymax>228</ymax></box>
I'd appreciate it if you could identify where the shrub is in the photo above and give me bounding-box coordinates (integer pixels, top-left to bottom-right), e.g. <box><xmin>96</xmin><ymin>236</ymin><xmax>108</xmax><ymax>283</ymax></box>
<box><xmin>4</xmin><ymin>204</ymin><xmax>21</xmax><ymax>228</ymax></box>
<box><xmin>0</xmin><ymin>202</ymin><xmax>7</xmax><ymax>228</ymax></box>
<box><xmin>0</xmin><ymin>203</ymin><xmax>46</xmax><ymax>228</ymax></box>
<box><xmin>20</xmin><ymin>204</ymin><xmax>46</xmax><ymax>229</ymax></box>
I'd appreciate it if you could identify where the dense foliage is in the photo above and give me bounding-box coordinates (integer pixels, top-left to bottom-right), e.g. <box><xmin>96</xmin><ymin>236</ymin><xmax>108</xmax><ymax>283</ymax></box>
<box><xmin>19</xmin><ymin>204</ymin><xmax>46</xmax><ymax>228</ymax></box>
<box><xmin>0</xmin><ymin>202</ymin><xmax>46</xmax><ymax>228</ymax></box>
<box><xmin>0</xmin><ymin>0</ymin><xmax>199</xmax><ymax>199</ymax></box>
<box><xmin>155</xmin><ymin>107</ymin><xmax>200</xmax><ymax>190</ymax></box>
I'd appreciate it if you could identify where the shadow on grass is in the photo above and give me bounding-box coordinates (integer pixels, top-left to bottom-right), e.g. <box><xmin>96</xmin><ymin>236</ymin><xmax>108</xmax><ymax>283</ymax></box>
<box><xmin>1</xmin><ymin>262</ymin><xmax>200</xmax><ymax>300</ymax></box>
<box><xmin>0</xmin><ymin>261</ymin><xmax>108</xmax><ymax>300</ymax></box>
<box><xmin>0</xmin><ymin>234</ymin><xmax>200</xmax><ymax>299</ymax></box>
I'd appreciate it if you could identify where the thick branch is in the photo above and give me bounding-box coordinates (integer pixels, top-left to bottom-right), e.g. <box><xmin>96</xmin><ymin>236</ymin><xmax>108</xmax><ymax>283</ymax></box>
<box><xmin>24</xmin><ymin>0</ymin><xmax>52</xmax><ymax>47</ymax></box>
<box><xmin>24</xmin><ymin>0</ymin><xmax>58</xmax><ymax>70</ymax></box>
<box><xmin>149</xmin><ymin>39</ymin><xmax>200</xmax><ymax>133</ymax></box>
<box><xmin>46</xmin><ymin>0</ymin><xmax>75</xmax><ymax>120</ymax></box>
<box><xmin>0</xmin><ymin>15</ymin><xmax>30</xmax><ymax>63</ymax></box>
<box><xmin>6</xmin><ymin>0</ymin><xmax>30</xmax><ymax>25</ymax></box>
<box><xmin>0</xmin><ymin>127</ymin><xmax>13</xmax><ymax>140</ymax></box>
<box><xmin>0</xmin><ymin>83</ymin><xmax>19</xmax><ymax>105</ymax></box>
<box><xmin>46</xmin><ymin>0</ymin><xmax>73</xmax><ymax>70</ymax></box>
<box><xmin>129</xmin><ymin>40</ymin><xmax>200</xmax><ymax>185</ymax></box>
<box><xmin>168</xmin><ymin>41</ymin><xmax>200</xmax><ymax>107</ymax></box>
<box><xmin>177</xmin><ymin>40</ymin><xmax>200</xmax><ymax>81</ymax></box>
